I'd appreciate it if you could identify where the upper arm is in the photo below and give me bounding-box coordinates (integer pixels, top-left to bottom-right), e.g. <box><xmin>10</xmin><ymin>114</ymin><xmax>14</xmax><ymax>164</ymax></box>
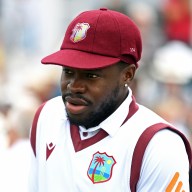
<box><xmin>137</xmin><ymin>129</ymin><xmax>190</xmax><ymax>192</ymax></box>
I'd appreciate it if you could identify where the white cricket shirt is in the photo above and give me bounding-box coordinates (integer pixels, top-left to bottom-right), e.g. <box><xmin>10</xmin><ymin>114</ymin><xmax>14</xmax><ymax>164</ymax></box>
<box><xmin>29</xmin><ymin>89</ymin><xmax>191</xmax><ymax>192</ymax></box>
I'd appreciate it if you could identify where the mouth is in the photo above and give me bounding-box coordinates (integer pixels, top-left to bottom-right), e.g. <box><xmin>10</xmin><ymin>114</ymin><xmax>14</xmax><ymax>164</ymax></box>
<box><xmin>64</xmin><ymin>96</ymin><xmax>89</xmax><ymax>115</ymax></box>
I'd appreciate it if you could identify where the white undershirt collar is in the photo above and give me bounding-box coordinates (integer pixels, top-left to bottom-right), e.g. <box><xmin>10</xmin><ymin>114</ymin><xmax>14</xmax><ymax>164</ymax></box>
<box><xmin>79</xmin><ymin>88</ymin><xmax>133</xmax><ymax>138</ymax></box>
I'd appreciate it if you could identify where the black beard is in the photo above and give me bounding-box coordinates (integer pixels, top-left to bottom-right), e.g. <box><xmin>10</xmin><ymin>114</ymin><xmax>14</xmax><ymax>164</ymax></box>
<box><xmin>66</xmin><ymin>85</ymin><xmax>122</xmax><ymax>129</ymax></box>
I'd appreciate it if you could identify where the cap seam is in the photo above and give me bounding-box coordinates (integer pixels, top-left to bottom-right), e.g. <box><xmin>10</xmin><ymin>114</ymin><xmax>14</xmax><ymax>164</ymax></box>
<box><xmin>91</xmin><ymin>11</ymin><xmax>102</xmax><ymax>53</ymax></box>
<box><xmin>108</xmin><ymin>11</ymin><xmax>122</xmax><ymax>58</ymax></box>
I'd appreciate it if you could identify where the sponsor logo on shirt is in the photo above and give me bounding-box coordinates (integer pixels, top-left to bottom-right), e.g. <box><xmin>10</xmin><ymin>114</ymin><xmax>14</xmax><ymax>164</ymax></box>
<box><xmin>166</xmin><ymin>172</ymin><xmax>185</xmax><ymax>192</ymax></box>
<box><xmin>46</xmin><ymin>142</ymin><xmax>56</xmax><ymax>160</ymax></box>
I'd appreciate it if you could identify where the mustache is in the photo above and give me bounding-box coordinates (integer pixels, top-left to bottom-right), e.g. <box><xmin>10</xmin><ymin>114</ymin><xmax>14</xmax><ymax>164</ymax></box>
<box><xmin>62</xmin><ymin>93</ymin><xmax>92</xmax><ymax>104</ymax></box>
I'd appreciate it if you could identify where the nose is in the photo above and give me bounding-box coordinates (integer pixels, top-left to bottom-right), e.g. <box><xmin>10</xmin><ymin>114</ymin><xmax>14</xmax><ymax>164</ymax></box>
<box><xmin>67</xmin><ymin>76</ymin><xmax>86</xmax><ymax>94</ymax></box>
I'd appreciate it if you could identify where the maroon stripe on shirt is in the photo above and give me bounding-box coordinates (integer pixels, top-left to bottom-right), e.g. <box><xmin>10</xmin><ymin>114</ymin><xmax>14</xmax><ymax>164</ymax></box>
<box><xmin>30</xmin><ymin>102</ymin><xmax>46</xmax><ymax>157</ymax></box>
<box><xmin>130</xmin><ymin>123</ymin><xmax>192</xmax><ymax>192</ymax></box>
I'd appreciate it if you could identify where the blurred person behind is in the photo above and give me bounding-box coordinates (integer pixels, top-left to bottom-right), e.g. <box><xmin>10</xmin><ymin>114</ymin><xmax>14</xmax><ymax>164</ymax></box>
<box><xmin>153</xmin><ymin>97</ymin><xmax>191</xmax><ymax>141</ymax></box>
<box><xmin>23</xmin><ymin>65</ymin><xmax>61</xmax><ymax>103</ymax></box>
<box><xmin>0</xmin><ymin>95</ymin><xmax>38</xmax><ymax>192</ymax></box>
<box><xmin>146</xmin><ymin>40</ymin><xmax>192</xmax><ymax>144</ymax></box>
<box><xmin>141</xmin><ymin>41</ymin><xmax>192</xmax><ymax>108</ymax></box>
<box><xmin>127</xmin><ymin>2</ymin><xmax>165</xmax><ymax>71</ymax></box>
<box><xmin>160</xmin><ymin>0</ymin><xmax>192</xmax><ymax>45</ymax></box>
<box><xmin>126</xmin><ymin>2</ymin><xmax>167</xmax><ymax>103</ymax></box>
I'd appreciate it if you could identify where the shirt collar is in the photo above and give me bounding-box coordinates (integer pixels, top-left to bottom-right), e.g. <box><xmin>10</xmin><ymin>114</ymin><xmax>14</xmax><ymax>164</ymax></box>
<box><xmin>79</xmin><ymin>88</ymin><xmax>133</xmax><ymax>137</ymax></box>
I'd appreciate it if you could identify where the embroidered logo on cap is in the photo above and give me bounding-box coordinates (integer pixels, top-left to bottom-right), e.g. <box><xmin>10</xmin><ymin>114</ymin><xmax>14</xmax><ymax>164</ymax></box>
<box><xmin>70</xmin><ymin>23</ymin><xmax>90</xmax><ymax>43</ymax></box>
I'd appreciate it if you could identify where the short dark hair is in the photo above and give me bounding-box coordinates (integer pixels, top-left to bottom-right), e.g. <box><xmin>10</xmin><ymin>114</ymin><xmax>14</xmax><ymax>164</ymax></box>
<box><xmin>117</xmin><ymin>61</ymin><xmax>131</xmax><ymax>71</ymax></box>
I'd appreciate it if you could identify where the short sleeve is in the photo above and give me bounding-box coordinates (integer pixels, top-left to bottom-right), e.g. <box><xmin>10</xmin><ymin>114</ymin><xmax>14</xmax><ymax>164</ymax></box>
<box><xmin>137</xmin><ymin>129</ymin><xmax>190</xmax><ymax>192</ymax></box>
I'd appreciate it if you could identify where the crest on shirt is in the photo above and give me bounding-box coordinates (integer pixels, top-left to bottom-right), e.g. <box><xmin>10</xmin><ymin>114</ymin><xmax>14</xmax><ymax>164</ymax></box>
<box><xmin>87</xmin><ymin>151</ymin><xmax>116</xmax><ymax>184</ymax></box>
<box><xmin>70</xmin><ymin>23</ymin><xmax>90</xmax><ymax>43</ymax></box>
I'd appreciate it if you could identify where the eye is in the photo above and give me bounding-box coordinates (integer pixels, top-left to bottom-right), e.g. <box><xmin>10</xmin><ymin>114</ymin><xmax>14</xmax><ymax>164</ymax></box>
<box><xmin>86</xmin><ymin>73</ymin><xmax>99</xmax><ymax>79</ymax></box>
<box><xmin>63</xmin><ymin>68</ymin><xmax>73</xmax><ymax>75</ymax></box>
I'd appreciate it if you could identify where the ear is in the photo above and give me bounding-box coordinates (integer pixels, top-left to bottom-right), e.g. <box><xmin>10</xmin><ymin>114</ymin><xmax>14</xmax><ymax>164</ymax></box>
<box><xmin>122</xmin><ymin>64</ymin><xmax>136</xmax><ymax>85</ymax></box>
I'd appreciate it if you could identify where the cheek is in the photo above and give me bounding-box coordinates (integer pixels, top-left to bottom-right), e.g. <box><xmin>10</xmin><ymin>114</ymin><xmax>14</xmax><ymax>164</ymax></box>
<box><xmin>60</xmin><ymin>78</ymin><xmax>68</xmax><ymax>91</ymax></box>
<box><xmin>90</xmin><ymin>84</ymin><xmax>113</xmax><ymax>103</ymax></box>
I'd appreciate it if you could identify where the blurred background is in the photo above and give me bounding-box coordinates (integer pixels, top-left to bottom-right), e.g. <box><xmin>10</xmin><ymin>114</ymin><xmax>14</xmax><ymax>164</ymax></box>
<box><xmin>0</xmin><ymin>0</ymin><xmax>192</xmax><ymax>191</ymax></box>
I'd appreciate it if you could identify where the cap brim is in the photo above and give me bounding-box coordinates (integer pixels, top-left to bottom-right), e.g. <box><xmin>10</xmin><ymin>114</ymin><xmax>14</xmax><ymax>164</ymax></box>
<box><xmin>41</xmin><ymin>49</ymin><xmax>120</xmax><ymax>69</ymax></box>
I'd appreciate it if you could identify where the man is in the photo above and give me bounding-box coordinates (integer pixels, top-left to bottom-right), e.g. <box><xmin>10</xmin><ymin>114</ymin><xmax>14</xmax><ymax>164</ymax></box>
<box><xmin>29</xmin><ymin>8</ymin><xmax>191</xmax><ymax>191</ymax></box>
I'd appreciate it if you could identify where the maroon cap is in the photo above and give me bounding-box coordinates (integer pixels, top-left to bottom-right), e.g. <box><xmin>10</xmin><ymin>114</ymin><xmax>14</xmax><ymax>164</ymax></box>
<box><xmin>41</xmin><ymin>8</ymin><xmax>142</xmax><ymax>69</ymax></box>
